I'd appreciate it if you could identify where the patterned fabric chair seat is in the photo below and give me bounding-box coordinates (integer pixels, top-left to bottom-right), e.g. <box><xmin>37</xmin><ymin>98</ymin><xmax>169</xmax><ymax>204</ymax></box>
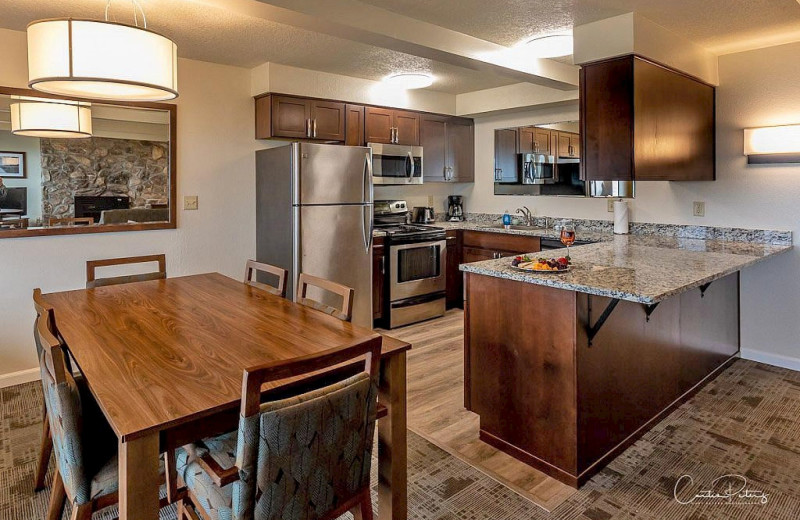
<box><xmin>178</xmin><ymin>372</ymin><xmax>377</xmax><ymax>520</ymax></box>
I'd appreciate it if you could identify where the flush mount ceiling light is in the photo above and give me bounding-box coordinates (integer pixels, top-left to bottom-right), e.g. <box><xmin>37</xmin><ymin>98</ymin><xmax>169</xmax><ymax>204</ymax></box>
<box><xmin>523</xmin><ymin>32</ymin><xmax>573</xmax><ymax>58</ymax></box>
<box><xmin>11</xmin><ymin>97</ymin><xmax>93</xmax><ymax>139</ymax></box>
<box><xmin>27</xmin><ymin>0</ymin><xmax>178</xmax><ymax>102</ymax></box>
<box><xmin>744</xmin><ymin>124</ymin><xmax>800</xmax><ymax>164</ymax></box>
<box><xmin>383</xmin><ymin>73</ymin><xmax>434</xmax><ymax>90</ymax></box>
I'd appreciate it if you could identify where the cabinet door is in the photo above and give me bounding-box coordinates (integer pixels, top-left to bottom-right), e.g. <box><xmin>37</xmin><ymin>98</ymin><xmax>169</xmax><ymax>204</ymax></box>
<box><xmin>446</xmin><ymin>231</ymin><xmax>463</xmax><ymax>309</ymax></box>
<box><xmin>345</xmin><ymin>104</ymin><xmax>365</xmax><ymax>146</ymax></box>
<box><xmin>394</xmin><ymin>110</ymin><xmax>420</xmax><ymax>145</ymax></box>
<box><xmin>494</xmin><ymin>128</ymin><xmax>519</xmax><ymax>183</ymax></box>
<box><xmin>421</xmin><ymin>115</ymin><xmax>448</xmax><ymax>182</ymax></box>
<box><xmin>372</xmin><ymin>239</ymin><xmax>385</xmax><ymax>321</ymax></box>
<box><xmin>518</xmin><ymin>127</ymin><xmax>535</xmax><ymax>154</ymax></box>
<box><xmin>533</xmin><ymin>128</ymin><xmax>551</xmax><ymax>154</ymax></box>
<box><xmin>557</xmin><ymin>132</ymin><xmax>572</xmax><ymax>158</ymax></box>
<box><xmin>463</xmin><ymin>246</ymin><xmax>497</xmax><ymax>263</ymax></box>
<box><xmin>310</xmin><ymin>101</ymin><xmax>346</xmax><ymax>141</ymax></box>
<box><xmin>448</xmin><ymin>118</ymin><xmax>474</xmax><ymax>182</ymax></box>
<box><xmin>365</xmin><ymin>107</ymin><xmax>394</xmax><ymax>144</ymax></box>
<box><xmin>271</xmin><ymin>95</ymin><xmax>311</xmax><ymax>139</ymax></box>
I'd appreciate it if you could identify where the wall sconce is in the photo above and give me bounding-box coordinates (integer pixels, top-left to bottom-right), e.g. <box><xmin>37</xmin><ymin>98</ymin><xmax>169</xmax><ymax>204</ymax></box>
<box><xmin>744</xmin><ymin>124</ymin><xmax>800</xmax><ymax>164</ymax></box>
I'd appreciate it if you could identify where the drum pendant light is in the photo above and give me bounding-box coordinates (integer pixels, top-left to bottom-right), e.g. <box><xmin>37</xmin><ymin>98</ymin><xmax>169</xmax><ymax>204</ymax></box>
<box><xmin>27</xmin><ymin>0</ymin><xmax>178</xmax><ymax>102</ymax></box>
<box><xmin>11</xmin><ymin>97</ymin><xmax>93</xmax><ymax>139</ymax></box>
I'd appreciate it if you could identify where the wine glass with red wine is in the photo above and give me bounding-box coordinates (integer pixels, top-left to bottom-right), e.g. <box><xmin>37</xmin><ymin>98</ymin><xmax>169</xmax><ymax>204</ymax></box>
<box><xmin>560</xmin><ymin>222</ymin><xmax>576</xmax><ymax>260</ymax></box>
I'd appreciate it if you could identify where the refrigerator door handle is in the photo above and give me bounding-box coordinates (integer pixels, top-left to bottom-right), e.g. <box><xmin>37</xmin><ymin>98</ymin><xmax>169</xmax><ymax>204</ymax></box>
<box><xmin>362</xmin><ymin>151</ymin><xmax>374</xmax><ymax>253</ymax></box>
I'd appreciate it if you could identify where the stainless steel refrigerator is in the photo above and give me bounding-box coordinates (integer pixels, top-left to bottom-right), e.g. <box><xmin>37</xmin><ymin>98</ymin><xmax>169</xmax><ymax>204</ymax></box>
<box><xmin>256</xmin><ymin>142</ymin><xmax>374</xmax><ymax>327</ymax></box>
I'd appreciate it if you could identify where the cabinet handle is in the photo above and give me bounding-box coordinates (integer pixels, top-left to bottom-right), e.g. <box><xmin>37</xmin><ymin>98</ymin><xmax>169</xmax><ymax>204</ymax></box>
<box><xmin>380</xmin><ymin>256</ymin><xmax>385</xmax><ymax>275</ymax></box>
<box><xmin>312</xmin><ymin>119</ymin><xmax>317</xmax><ymax>138</ymax></box>
<box><xmin>534</xmin><ymin>141</ymin><xmax>539</xmax><ymax>152</ymax></box>
<box><xmin>393</xmin><ymin>127</ymin><xmax>398</xmax><ymax>144</ymax></box>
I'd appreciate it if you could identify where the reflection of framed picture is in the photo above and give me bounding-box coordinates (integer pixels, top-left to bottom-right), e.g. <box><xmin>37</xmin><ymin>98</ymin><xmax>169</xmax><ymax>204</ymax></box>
<box><xmin>0</xmin><ymin>151</ymin><xmax>26</xmax><ymax>179</ymax></box>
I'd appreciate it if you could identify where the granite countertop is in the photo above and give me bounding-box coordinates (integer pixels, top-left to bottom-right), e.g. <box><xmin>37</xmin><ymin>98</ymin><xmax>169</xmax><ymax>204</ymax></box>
<box><xmin>459</xmin><ymin>234</ymin><xmax>792</xmax><ymax>304</ymax></box>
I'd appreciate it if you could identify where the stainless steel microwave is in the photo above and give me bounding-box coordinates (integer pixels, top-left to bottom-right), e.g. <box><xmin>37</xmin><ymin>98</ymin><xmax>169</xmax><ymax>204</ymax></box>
<box><xmin>520</xmin><ymin>153</ymin><xmax>556</xmax><ymax>185</ymax></box>
<box><xmin>369</xmin><ymin>143</ymin><xmax>423</xmax><ymax>185</ymax></box>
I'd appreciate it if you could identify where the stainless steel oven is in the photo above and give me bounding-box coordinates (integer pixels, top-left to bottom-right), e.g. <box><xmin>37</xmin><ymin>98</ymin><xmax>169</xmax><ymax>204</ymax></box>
<box><xmin>369</xmin><ymin>143</ymin><xmax>423</xmax><ymax>185</ymax></box>
<box><xmin>388</xmin><ymin>237</ymin><xmax>446</xmax><ymax>328</ymax></box>
<box><xmin>521</xmin><ymin>153</ymin><xmax>556</xmax><ymax>184</ymax></box>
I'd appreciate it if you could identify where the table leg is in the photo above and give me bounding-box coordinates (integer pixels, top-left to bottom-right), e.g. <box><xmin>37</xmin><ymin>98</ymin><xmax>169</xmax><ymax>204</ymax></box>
<box><xmin>378</xmin><ymin>352</ymin><xmax>407</xmax><ymax>520</ymax></box>
<box><xmin>118</xmin><ymin>433</ymin><xmax>161</xmax><ymax>520</ymax></box>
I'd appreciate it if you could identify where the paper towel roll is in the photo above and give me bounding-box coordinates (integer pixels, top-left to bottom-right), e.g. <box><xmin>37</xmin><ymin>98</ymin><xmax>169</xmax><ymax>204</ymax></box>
<box><xmin>614</xmin><ymin>200</ymin><xmax>629</xmax><ymax>235</ymax></box>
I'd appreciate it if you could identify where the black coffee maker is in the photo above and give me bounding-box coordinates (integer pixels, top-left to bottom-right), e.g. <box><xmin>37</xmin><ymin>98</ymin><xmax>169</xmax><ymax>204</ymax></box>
<box><xmin>447</xmin><ymin>195</ymin><xmax>464</xmax><ymax>222</ymax></box>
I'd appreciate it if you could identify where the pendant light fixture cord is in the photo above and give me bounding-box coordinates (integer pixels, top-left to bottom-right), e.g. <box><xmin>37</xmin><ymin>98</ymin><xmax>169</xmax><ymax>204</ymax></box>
<box><xmin>104</xmin><ymin>0</ymin><xmax>147</xmax><ymax>28</ymax></box>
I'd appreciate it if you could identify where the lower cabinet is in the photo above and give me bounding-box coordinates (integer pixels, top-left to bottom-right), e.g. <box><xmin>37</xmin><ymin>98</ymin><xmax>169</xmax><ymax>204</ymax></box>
<box><xmin>461</xmin><ymin>231</ymin><xmax>541</xmax><ymax>260</ymax></box>
<box><xmin>372</xmin><ymin>236</ymin><xmax>386</xmax><ymax>321</ymax></box>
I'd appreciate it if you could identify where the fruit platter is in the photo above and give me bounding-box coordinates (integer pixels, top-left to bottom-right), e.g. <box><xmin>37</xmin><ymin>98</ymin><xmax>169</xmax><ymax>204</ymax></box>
<box><xmin>510</xmin><ymin>255</ymin><xmax>571</xmax><ymax>273</ymax></box>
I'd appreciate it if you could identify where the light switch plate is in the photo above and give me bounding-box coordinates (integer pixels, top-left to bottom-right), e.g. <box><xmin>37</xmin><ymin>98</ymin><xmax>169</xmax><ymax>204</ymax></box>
<box><xmin>692</xmin><ymin>201</ymin><xmax>705</xmax><ymax>217</ymax></box>
<box><xmin>184</xmin><ymin>195</ymin><xmax>198</xmax><ymax>210</ymax></box>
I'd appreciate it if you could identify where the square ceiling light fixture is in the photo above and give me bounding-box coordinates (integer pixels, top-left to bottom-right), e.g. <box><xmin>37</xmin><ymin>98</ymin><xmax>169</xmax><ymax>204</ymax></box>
<box><xmin>744</xmin><ymin>124</ymin><xmax>800</xmax><ymax>164</ymax></box>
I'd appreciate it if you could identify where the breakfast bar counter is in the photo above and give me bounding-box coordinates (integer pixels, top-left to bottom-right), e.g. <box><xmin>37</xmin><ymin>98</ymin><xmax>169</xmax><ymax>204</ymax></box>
<box><xmin>460</xmin><ymin>234</ymin><xmax>791</xmax><ymax>488</ymax></box>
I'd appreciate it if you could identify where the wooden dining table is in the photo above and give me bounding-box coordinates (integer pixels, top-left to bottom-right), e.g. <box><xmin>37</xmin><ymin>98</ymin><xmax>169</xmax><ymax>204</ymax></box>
<box><xmin>43</xmin><ymin>272</ymin><xmax>411</xmax><ymax>520</ymax></box>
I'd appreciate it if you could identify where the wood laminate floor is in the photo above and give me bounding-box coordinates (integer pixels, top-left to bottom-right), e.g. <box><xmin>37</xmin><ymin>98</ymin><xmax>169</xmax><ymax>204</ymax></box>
<box><xmin>383</xmin><ymin>309</ymin><xmax>576</xmax><ymax>511</ymax></box>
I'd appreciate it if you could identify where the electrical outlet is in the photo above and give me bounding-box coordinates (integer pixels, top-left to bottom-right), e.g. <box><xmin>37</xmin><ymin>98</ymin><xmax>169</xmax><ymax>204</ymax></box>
<box><xmin>427</xmin><ymin>195</ymin><xmax>434</xmax><ymax>207</ymax></box>
<box><xmin>607</xmin><ymin>199</ymin><xmax>615</xmax><ymax>212</ymax></box>
<box><xmin>692</xmin><ymin>201</ymin><xmax>705</xmax><ymax>217</ymax></box>
<box><xmin>184</xmin><ymin>195</ymin><xmax>198</xmax><ymax>210</ymax></box>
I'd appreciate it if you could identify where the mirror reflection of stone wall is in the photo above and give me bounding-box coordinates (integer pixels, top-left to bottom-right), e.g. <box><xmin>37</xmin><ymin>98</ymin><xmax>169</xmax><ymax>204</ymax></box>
<box><xmin>41</xmin><ymin>137</ymin><xmax>169</xmax><ymax>220</ymax></box>
<box><xmin>0</xmin><ymin>98</ymin><xmax>171</xmax><ymax>228</ymax></box>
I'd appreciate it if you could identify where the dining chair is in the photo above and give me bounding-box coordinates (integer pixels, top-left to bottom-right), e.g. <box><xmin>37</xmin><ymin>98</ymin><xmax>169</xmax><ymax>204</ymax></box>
<box><xmin>0</xmin><ymin>217</ymin><xmax>29</xmax><ymax>229</ymax></box>
<box><xmin>32</xmin><ymin>288</ymin><xmax>55</xmax><ymax>492</ymax></box>
<box><xmin>86</xmin><ymin>254</ymin><xmax>167</xmax><ymax>289</ymax></box>
<box><xmin>34</xmin><ymin>304</ymin><xmax>181</xmax><ymax>520</ymax></box>
<box><xmin>175</xmin><ymin>338</ymin><xmax>382</xmax><ymax>520</ymax></box>
<box><xmin>244</xmin><ymin>259</ymin><xmax>288</xmax><ymax>298</ymax></box>
<box><xmin>296</xmin><ymin>273</ymin><xmax>355</xmax><ymax>322</ymax></box>
<box><xmin>48</xmin><ymin>217</ymin><xmax>95</xmax><ymax>226</ymax></box>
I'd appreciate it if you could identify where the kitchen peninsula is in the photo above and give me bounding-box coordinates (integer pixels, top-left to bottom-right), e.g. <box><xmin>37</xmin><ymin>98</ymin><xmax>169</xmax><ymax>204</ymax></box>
<box><xmin>460</xmin><ymin>235</ymin><xmax>791</xmax><ymax>487</ymax></box>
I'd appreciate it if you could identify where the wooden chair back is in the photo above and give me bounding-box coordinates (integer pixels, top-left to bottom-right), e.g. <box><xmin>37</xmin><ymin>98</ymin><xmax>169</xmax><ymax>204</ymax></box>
<box><xmin>86</xmin><ymin>254</ymin><xmax>167</xmax><ymax>289</ymax></box>
<box><xmin>296</xmin><ymin>273</ymin><xmax>355</xmax><ymax>322</ymax></box>
<box><xmin>237</xmin><ymin>338</ymin><xmax>381</xmax><ymax>520</ymax></box>
<box><xmin>49</xmin><ymin>217</ymin><xmax>94</xmax><ymax>226</ymax></box>
<box><xmin>244</xmin><ymin>260</ymin><xmax>288</xmax><ymax>298</ymax></box>
<box><xmin>1</xmin><ymin>217</ymin><xmax>29</xmax><ymax>229</ymax></box>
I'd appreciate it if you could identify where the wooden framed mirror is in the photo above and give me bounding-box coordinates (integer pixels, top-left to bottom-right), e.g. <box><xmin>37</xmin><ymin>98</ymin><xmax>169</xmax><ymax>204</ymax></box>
<box><xmin>0</xmin><ymin>86</ymin><xmax>176</xmax><ymax>238</ymax></box>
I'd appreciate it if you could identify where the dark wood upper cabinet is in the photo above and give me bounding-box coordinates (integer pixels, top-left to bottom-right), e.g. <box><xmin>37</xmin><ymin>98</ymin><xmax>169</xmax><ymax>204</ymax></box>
<box><xmin>271</xmin><ymin>95</ymin><xmax>310</xmax><ymax>139</ymax></box>
<box><xmin>394</xmin><ymin>110</ymin><xmax>420</xmax><ymax>145</ymax></box>
<box><xmin>518</xmin><ymin>127</ymin><xmax>535</xmax><ymax>154</ymax></box>
<box><xmin>421</xmin><ymin>115</ymin><xmax>447</xmax><ymax>182</ymax></box>
<box><xmin>447</xmin><ymin>118</ymin><xmax>474</xmax><ymax>182</ymax></box>
<box><xmin>556</xmin><ymin>131</ymin><xmax>580</xmax><ymax>159</ymax></box>
<box><xmin>309</xmin><ymin>100</ymin><xmax>346</xmax><ymax>141</ymax></box>
<box><xmin>364</xmin><ymin>107</ymin><xmax>394</xmax><ymax>144</ymax></box>
<box><xmin>420</xmin><ymin>115</ymin><xmax>474</xmax><ymax>183</ymax></box>
<box><xmin>365</xmin><ymin>107</ymin><xmax>420</xmax><ymax>145</ymax></box>
<box><xmin>581</xmin><ymin>55</ymin><xmax>715</xmax><ymax>182</ymax></box>
<box><xmin>345</xmin><ymin>104</ymin><xmax>365</xmax><ymax>146</ymax></box>
<box><xmin>494</xmin><ymin>128</ymin><xmax>519</xmax><ymax>183</ymax></box>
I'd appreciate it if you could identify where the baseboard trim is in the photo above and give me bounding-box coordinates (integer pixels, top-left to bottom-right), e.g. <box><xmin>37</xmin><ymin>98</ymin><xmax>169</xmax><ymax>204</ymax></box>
<box><xmin>741</xmin><ymin>349</ymin><xmax>800</xmax><ymax>372</ymax></box>
<box><xmin>0</xmin><ymin>367</ymin><xmax>40</xmax><ymax>389</ymax></box>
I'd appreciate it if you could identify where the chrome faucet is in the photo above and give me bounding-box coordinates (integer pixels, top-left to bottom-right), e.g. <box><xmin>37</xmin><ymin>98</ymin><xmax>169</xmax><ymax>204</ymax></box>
<box><xmin>515</xmin><ymin>206</ymin><xmax>533</xmax><ymax>227</ymax></box>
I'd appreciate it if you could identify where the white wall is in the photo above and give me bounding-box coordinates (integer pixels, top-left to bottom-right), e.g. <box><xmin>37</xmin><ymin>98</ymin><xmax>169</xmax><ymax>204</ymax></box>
<box><xmin>252</xmin><ymin>62</ymin><xmax>457</xmax><ymax>115</ymax></box>
<box><xmin>0</xmin><ymin>28</ymin><xmax>263</xmax><ymax>382</ymax></box>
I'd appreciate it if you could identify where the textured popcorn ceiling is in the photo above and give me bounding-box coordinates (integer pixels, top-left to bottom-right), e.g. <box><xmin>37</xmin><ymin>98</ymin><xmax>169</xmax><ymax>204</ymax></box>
<box><xmin>2</xmin><ymin>0</ymin><xmax>800</xmax><ymax>96</ymax></box>
<box><xmin>0</xmin><ymin>0</ymin><xmax>518</xmax><ymax>94</ymax></box>
<box><xmin>359</xmin><ymin>0</ymin><xmax>800</xmax><ymax>54</ymax></box>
